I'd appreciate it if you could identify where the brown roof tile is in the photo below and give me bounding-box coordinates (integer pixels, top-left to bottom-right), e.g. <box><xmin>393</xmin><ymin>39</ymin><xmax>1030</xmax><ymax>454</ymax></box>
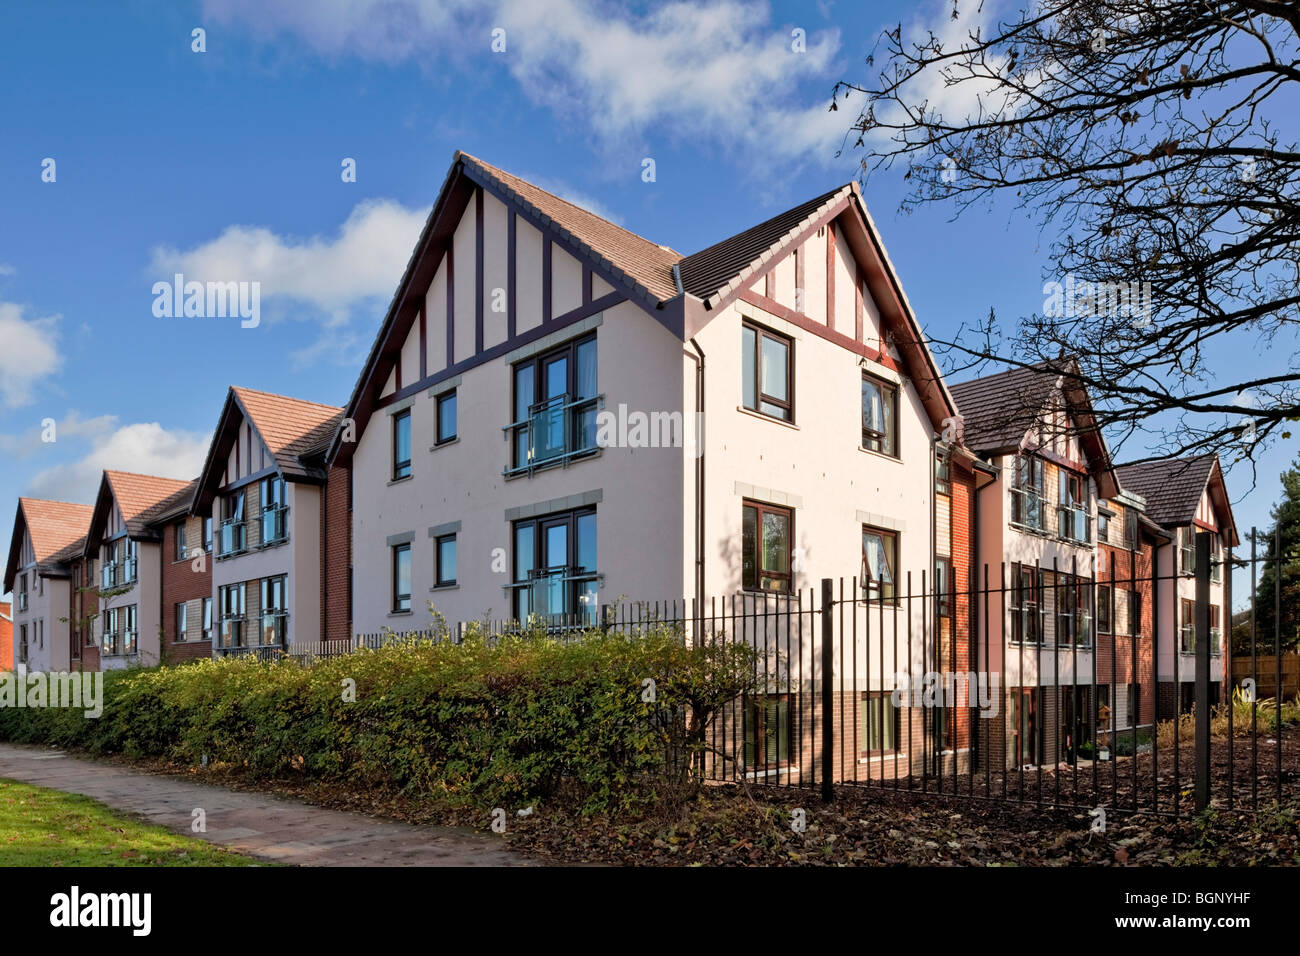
<box><xmin>948</xmin><ymin>363</ymin><xmax>1062</xmax><ymax>453</ymax></box>
<box><xmin>232</xmin><ymin>387</ymin><xmax>343</xmax><ymax>481</ymax></box>
<box><xmin>102</xmin><ymin>472</ymin><xmax>195</xmax><ymax>537</ymax></box>
<box><xmin>460</xmin><ymin>152</ymin><xmax>683</xmax><ymax>305</ymax></box>
<box><xmin>17</xmin><ymin>498</ymin><xmax>93</xmax><ymax>571</ymax></box>
<box><xmin>1114</xmin><ymin>455</ymin><xmax>1217</xmax><ymax>527</ymax></box>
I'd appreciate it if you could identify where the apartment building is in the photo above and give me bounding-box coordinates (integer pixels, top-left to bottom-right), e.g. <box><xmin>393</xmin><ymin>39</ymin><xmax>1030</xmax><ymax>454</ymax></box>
<box><xmin>1114</xmin><ymin>455</ymin><xmax>1237</xmax><ymax>715</ymax></box>
<box><xmin>3</xmin><ymin>498</ymin><xmax>93</xmax><ymax>671</ymax></box>
<box><xmin>82</xmin><ymin>471</ymin><xmax>195</xmax><ymax>669</ymax></box>
<box><xmin>190</xmin><ymin>386</ymin><xmax>347</xmax><ymax>655</ymax></box>
<box><xmin>330</xmin><ymin>151</ymin><xmax>978</xmax><ymax>779</ymax></box>
<box><xmin>147</xmin><ymin>480</ymin><xmax>213</xmax><ymax>663</ymax></box>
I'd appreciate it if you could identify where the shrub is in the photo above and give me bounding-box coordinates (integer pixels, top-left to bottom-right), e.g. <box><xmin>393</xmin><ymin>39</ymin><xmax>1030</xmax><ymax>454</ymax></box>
<box><xmin>0</xmin><ymin>627</ymin><xmax>757</xmax><ymax>814</ymax></box>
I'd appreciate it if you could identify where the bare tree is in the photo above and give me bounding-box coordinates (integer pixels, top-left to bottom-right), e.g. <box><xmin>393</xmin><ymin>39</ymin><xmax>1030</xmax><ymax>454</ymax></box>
<box><xmin>834</xmin><ymin>0</ymin><xmax>1300</xmax><ymax>471</ymax></box>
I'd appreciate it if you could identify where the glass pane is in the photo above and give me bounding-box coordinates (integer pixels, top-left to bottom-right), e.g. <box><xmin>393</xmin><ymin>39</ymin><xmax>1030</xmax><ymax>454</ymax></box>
<box><xmin>761</xmin><ymin>335</ymin><xmax>787</xmax><ymax>402</ymax></box>
<box><xmin>880</xmin><ymin>385</ymin><xmax>895</xmax><ymax>455</ymax></box>
<box><xmin>439</xmin><ymin>538</ymin><xmax>457</xmax><ymax>582</ymax></box>
<box><xmin>742</xmin><ymin>327</ymin><xmax>756</xmax><ymax>409</ymax></box>
<box><xmin>545</xmin><ymin>356</ymin><xmax>567</xmax><ymax>399</ymax></box>
<box><xmin>514</xmin><ymin>428</ymin><xmax>530</xmax><ymax>468</ymax></box>
<box><xmin>742</xmin><ymin>506</ymin><xmax>757</xmax><ymax>589</ymax></box>
<box><xmin>862</xmin><ymin>378</ymin><xmax>882</xmax><ymax>433</ymax></box>
<box><xmin>439</xmin><ymin>393</ymin><xmax>457</xmax><ymax>440</ymax></box>
<box><xmin>545</xmin><ymin>523</ymin><xmax>567</xmax><ymax>569</ymax></box>
<box><xmin>759</xmin><ymin>400</ymin><xmax>789</xmax><ymax>420</ymax></box>
<box><xmin>514</xmin><ymin>365</ymin><xmax>534</xmax><ymax>421</ymax></box>
<box><xmin>576</xmin><ymin>339</ymin><xmax>597</xmax><ymax>400</ymax></box>
<box><xmin>579</xmin><ymin>581</ymin><xmax>599</xmax><ymax>626</ymax></box>
<box><xmin>576</xmin><ymin>513</ymin><xmax>597</xmax><ymax>573</ymax></box>
<box><xmin>395</xmin><ymin>547</ymin><xmax>411</xmax><ymax>602</ymax></box>
<box><xmin>762</xmin><ymin>511</ymin><xmax>789</xmax><ymax>573</ymax></box>
<box><xmin>514</xmin><ymin>525</ymin><xmax>534</xmax><ymax>583</ymax></box>
<box><xmin>535</xmin><ymin>397</ymin><xmax>566</xmax><ymax>460</ymax></box>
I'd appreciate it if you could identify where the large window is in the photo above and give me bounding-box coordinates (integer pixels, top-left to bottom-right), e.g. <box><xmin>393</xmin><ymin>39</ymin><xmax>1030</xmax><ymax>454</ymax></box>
<box><xmin>508</xmin><ymin>334</ymin><xmax>599</xmax><ymax>474</ymax></box>
<box><xmin>1097</xmin><ymin>584</ymin><xmax>1112</xmax><ymax>633</ymax></box>
<box><xmin>743</xmin><ymin>694</ymin><xmax>792</xmax><ymax>771</ymax></box>
<box><xmin>1210</xmin><ymin>605</ymin><xmax>1222</xmax><ymax>655</ymax></box>
<box><xmin>392</xmin><ymin>409</ymin><xmax>412</xmax><ymax>480</ymax></box>
<box><xmin>1011</xmin><ymin>455</ymin><xmax>1046</xmax><ymax>531</ymax></box>
<box><xmin>741</xmin><ymin>322</ymin><xmax>792</xmax><ymax>422</ymax></box>
<box><xmin>261</xmin><ymin>575</ymin><xmax>288</xmax><ymax>646</ymax></box>
<box><xmin>1009</xmin><ymin>688</ymin><xmax>1043</xmax><ymax>767</ymax></box>
<box><xmin>511</xmin><ymin>508</ymin><xmax>599</xmax><ymax>624</ymax></box>
<box><xmin>435</xmin><ymin>533</ymin><xmax>457</xmax><ymax>588</ymax></box>
<box><xmin>392</xmin><ymin>543</ymin><xmax>412</xmax><ymax>613</ymax></box>
<box><xmin>1010</xmin><ymin>564</ymin><xmax>1043</xmax><ymax>644</ymax></box>
<box><xmin>1055</xmin><ymin>573</ymin><xmax>1092</xmax><ymax>646</ymax></box>
<box><xmin>861</xmin><ymin>692</ymin><xmax>898</xmax><ymax>755</ymax></box>
<box><xmin>103</xmin><ymin>605</ymin><xmax>137</xmax><ymax>656</ymax></box>
<box><xmin>219</xmin><ymin>583</ymin><xmax>246</xmax><ymax>649</ymax></box>
<box><xmin>1057</xmin><ymin>471</ymin><xmax>1090</xmax><ymax>543</ymax></box>
<box><xmin>1209</xmin><ymin>534</ymin><xmax>1222</xmax><ymax>583</ymax></box>
<box><xmin>861</xmin><ymin>374</ymin><xmax>898</xmax><ymax>456</ymax></box>
<box><xmin>436</xmin><ymin>390</ymin><xmax>457</xmax><ymax>445</ymax></box>
<box><xmin>742</xmin><ymin>500</ymin><xmax>793</xmax><ymax>593</ymax></box>
<box><xmin>219</xmin><ymin>491</ymin><xmax>246</xmax><ymax>557</ymax></box>
<box><xmin>1180</xmin><ymin>598</ymin><xmax>1195</xmax><ymax>653</ymax></box>
<box><xmin>1179</xmin><ymin>526</ymin><xmax>1196</xmax><ymax>574</ymax></box>
<box><xmin>861</xmin><ymin>526</ymin><xmax>897</xmax><ymax>602</ymax></box>
<box><xmin>260</xmin><ymin>476</ymin><xmax>288</xmax><ymax>545</ymax></box>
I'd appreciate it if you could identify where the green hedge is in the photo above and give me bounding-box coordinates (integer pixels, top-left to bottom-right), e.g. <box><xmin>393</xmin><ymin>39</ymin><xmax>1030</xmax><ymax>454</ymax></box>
<box><xmin>0</xmin><ymin>629</ymin><xmax>756</xmax><ymax>813</ymax></box>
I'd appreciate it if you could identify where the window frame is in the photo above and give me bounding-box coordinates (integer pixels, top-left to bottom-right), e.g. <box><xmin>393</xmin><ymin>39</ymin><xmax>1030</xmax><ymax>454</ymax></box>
<box><xmin>741</xmin><ymin>499</ymin><xmax>795</xmax><ymax>594</ymax></box>
<box><xmin>392</xmin><ymin>542</ymin><xmax>412</xmax><ymax>613</ymax></box>
<box><xmin>860</xmin><ymin>372</ymin><xmax>899</xmax><ymax>457</ymax></box>
<box><xmin>1010</xmin><ymin>563</ymin><xmax>1044</xmax><ymax>644</ymax></box>
<box><xmin>434</xmin><ymin>533</ymin><xmax>458</xmax><ymax>588</ymax></box>
<box><xmin>508</xmin><ymin>333</ymin><xmax>600</xmax><ymax>474</ymax></box>
<box><xmin>1097</xmin><ymin>583</ymin><xmax>1112</xmax><ymax>634</ymax></box>
<box><xmin>743</xmin><ymin>693</ymin><xmax>794</xmax><ymax>772</ymax></box>
<box><xmin>174</xmin><ymin>522</ymin><xmax>187</xmax><ymax>561</ymax></box>
<box><xmin>934</xmin><ymin>555</ymin><xmax>952</xmax><ymax>619</ymax></box>
<box><xmin>741</xmin><ymin>320</ymin><xmax>794</xmax><ymax>423</ymax></box>
<box><xmin>175</xmin><ymin>602</ymin><xmax>187</xmax><ymax>642</ymax></box>
<box><xmin>860</xmin><ymin>691</ymin><xmax>900</xmax><ymax>756</ymax></box>
<box><xmin>861</xmin><ymin>525</ymin><xmax>899</xmax><ymax>604</ymax></box>
<box><xmin>435</xmin><ymin>389</ymin><xmax>458</xmax><ymax>445</ymax></box>
<box><xmin>392</xmin><ymin>409</ymin><xmax>412</xmax><ymax>480</ymax></box>
<box><xmin>509</xmin><ymin>507</ymin><xmax>600</xmax><ymax>623</ymax></box>
<box><xmin>1010</xmin><ymin>455</ymin><xmax>1047</xmax><ymax>532</ymax></box>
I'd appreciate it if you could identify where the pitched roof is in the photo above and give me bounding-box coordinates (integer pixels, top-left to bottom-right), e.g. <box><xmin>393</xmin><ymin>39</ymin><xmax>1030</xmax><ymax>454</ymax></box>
<box><xmin>677</xmin><ymin>185</ymin><xmax>850</xmax><ymax>304</ymax></box>
<box><xmin>4</xmin><ymin>498</ymin><xmax>93</xmax><ymax>589</ymax></box>
<box><xmin>948</xmin><ymin>363</ymin><xmax>1062</xmax><ymax>453</ymax></box>
<box><xmin>102</xmin><ymin>472</ymin><xmax>196</xmax><ymax>536</ymax></box>
<box><xmin>461</xmin><ymin>153</ymin><xmax>682</xmax><ymax>305</ymax></box>
<box><xmin>1114</xmin><ymin>455</ymin><xmax>1218</xmax><ymax>528</ymax></box>
<box><xmin>230</xmin><ymin>386</ymin><xmax>342</xmax><ymax>480</ymax></box>
<box><xmin>142</xmin><ymin>479</ymin><xmax>200</xmax><ymax>527</ymax></box>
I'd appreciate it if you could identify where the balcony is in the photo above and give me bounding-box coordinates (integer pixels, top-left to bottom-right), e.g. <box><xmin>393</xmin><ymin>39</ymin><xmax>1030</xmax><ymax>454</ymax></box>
<box><xmin>1010</xmin><ymin>488</ymin><xmax>1047</xmax><ymax>532</ymax></box>
<box><xmin>506</xmin><ymin>565</ymin><xmax>601</xmax><ymax>628</ymax></box>
<box><xmin>260</xmin><ymin>610</ymin><xmax>288</xmax><ymax>646</ymax></box>
<box><xmin>218</xmin><ymin>519</ymin><xmax>247</xmax><ymax>558</ymax></box>
<box><xmin>214</xmin><ymin>614</ymin><xmax>287</xmax><ymax>658</ymax></box>
<box><xmin>1057</xmin><ymin>505</ymin><xmax>1091</xmax><ymax>544</ymax></box>
<box><xmin>503</xmin><ymin>392</ymin><xmax>601</xmax><ymax>477</ymax></box>
<box><xmin>260</xmin><ymin>506</ymin><xmax>289</xmax><ymax>546</ymax></box>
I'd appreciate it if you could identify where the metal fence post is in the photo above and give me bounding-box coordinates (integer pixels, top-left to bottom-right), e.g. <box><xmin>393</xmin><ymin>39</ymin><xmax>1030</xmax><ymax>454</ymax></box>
<box><xmin>1194</xmin><ymin>531</ymin><xmax>1211</xmax><ymax>812</ymax></box>
<box><xmin>821</xmin><ymin>578</ymin><xmax>834</xmax><ymax>803</ymax></box>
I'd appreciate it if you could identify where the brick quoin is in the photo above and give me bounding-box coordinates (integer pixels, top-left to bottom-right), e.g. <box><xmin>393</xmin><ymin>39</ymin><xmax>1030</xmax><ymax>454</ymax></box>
<box><xmin>321</xmin><ymin>464</ymin><xmax>352</xmax><ymax>643</ymax></box>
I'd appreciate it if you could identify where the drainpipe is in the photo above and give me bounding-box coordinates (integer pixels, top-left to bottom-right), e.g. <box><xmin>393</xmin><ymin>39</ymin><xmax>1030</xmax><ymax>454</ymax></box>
<box><xmin>930</xmin><ymin>434</ymin><xmax>939</xmax><ymax>772</ymax></box>
<box><xmin>687</xmin><ymin>338</ymin><xmax>706</xmax><ymax>621</ymax></box>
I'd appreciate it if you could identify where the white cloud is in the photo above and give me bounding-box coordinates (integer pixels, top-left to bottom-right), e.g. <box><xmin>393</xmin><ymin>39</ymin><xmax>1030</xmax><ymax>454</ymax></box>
<box><xmin>27</xmin><ymin>422</ymin><xmax>211</xmax><ymax>502</ymax></box>
<box><xmin>0</xmin><ymin>302</ymin><xmax>62</xmax><ymax>408</ymax></box>
<box><xmin>0</xmin><ymin>412</ymin><xmax>117</xmax><ymax>460</ymax></box>
<box><xmin>149</xmin><ymin>199</ymin><xmax>427</xmax><ymax>326</ymax></box>
<box><xmin>203</xmin><ymin>0</ymin><xmax>846</xmax><ymax>167</ymax></box>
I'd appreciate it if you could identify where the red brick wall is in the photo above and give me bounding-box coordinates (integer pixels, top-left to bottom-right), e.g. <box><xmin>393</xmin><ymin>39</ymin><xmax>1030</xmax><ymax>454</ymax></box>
<box><xmin>67</xmin><ymin>556</ymin><xmax>98</xmax><ymax>672</ymax></box>
<box><xmin>159</xmin><ymin>516</ymin><xmax>212</xmax><ymax>664</ymax></box>
<box><xmin>0</xmin><ymin>601</ymin><xmax>11</xmax><ymax>670</ymax></box>
<box><xmin>321</xmin><ymin>464</ymin><xmax>352</xmax><ymax>643</ymax></box>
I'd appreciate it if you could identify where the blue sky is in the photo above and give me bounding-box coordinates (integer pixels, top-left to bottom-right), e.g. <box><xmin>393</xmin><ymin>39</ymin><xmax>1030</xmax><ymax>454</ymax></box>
<box><xmin>0</xmin><ymin>0</ymin><xmax>1292</xmax><ymax>601</ymax></box>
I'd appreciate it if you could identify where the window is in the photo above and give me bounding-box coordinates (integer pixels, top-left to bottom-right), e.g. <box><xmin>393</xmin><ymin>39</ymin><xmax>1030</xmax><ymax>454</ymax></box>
<box><xmin>16</xmin><ymin>574</ymin><xmax>26</xmax><ymax>612</ymax></box>
<box><xmin>219</xmin><ymin>583</ymin><xmax>246</xmax><ymax>649</ymax></box>
<box><xmin>1009</xmin><ymin>688</ymin><xmax>1042</xmax><ymax>767</ymax></box>
<box><xmin>1210</xmin><ymin>604</ymin><xmax>1222</xmax><ymax>655</ymax></box>
<box><xmin>392</xmin><ymin>543</ymin><xmax>411</xmax><ymax>613</ymax></box>
<box><xmin>1179</xmin><ymin>527</ymin><xmax>1196</xmax><ymax>574</ymax></box>
<box><xmin>1180</xmin><ymin>598</ymin><xmax>1195</xmax><ymax>653</ymax></box>
<box><xmin>934</xmin><ymin>556</ymin><xmax>952</xmax><ymax>619</ymax></box>
<box><xmin>202</xmin><ymin>597</ymin><xmax>212</xmax><ymax>642</ymax></box>
<box><xmin>175</xmin><ymin>602</ymin><xmax>187</xmax><ymax>642</ymax></box>
<box><xmin>436</xmin><ymin>390</ymin><xmax>457</xmax><ymax>445</ymax></box>
<box><xmin>861</xmin><ymin>526</ymin><xmax>897</xmax><ymax>602</ymax></box>
<box><xmin>1128</xmin><ymin>588</ymin><xmax>1142</xmax><ymax>637</ymax></box>
<box><xmin>1011</xmin><ymin>564</ymin><xmax>1043</xmax><ymax>644</ymax></box>
<box><xmin>935</xmin><ymin>455</ymin><xmax>951</xmax><ymax>495</ymax></box>
<box><xmin>17</xmin><ymin>625</ymin><xmax>27</xmax><ymax>663</ymax></box>
<box><xmin>261</xmin><ymin>575</ymin><xmax>287</xmax><ymax>646</ymax></box>
<box><xmin>1097</xmin><ymin>584</ymin><xmax>1112</xmax><ymax>633</ymax></box>
<box><xmin>1098</xmin><ymin>511</ymin><xmax>1110</xmax><ymax>540</ymax></box>
<box><xmin>1011</xmin><ymin>455</ymin><xmax>1046</xmax><ymax>531</ymax></box>
<box><xmin>741</xmin><ymin>322</ymin><xmax>792</xmax><ymax>422</ymax></box>
<box><xmin>1055</xmin><ymin>574</ymin><xmax>1092</xmax><ymax>646</ymax></box>
<box><xmin>509</xmin><ymin>334</ymin><xmax>599</xmax><ymax>473</ymax></box>
<box><xmin>174</xmin><ymin>523</ymin><xmax>187</xmax><ymax>561</ymax></box>
<box><xmin>104</xmin><ymin>605</ymin><xmax>137</xmax><ymax>656</ymax></box>
<box><xmin>742</xmin><ymin>501</ymin><xmax>793</xmax><ymax>593</ymax></box>
<box><xmin>123</xmin><ymin>539</ymin><xmax>138</xmax><ymax>584</ymax></box>
<box><xmin>861</xmin><ymin>692</ymin><xmax>898</xmax><ymax>755</ymax></box>
<box><xmin>435</xmin><ymin>534</ymin><xmax>457</xmax><ymax>588</ymax></box>
<box><xmin>203</xmin><ymin>516</ymin><xmax>213</xmax><ymax>552</ymax></box>
<box><xmin>744</xmin><ymin>695</ymin><xmax>792</xmax><ymax>771</ymax></box>
<box><xmin>1210</xmin><ymin>534</ymin><xmax>1222</xmax><ymax>583</ymax></box>
<box><xmin>861</xmin><ymin>374</ymin><xmax>898</xmax><ymax>456</ymax></box>
<box><xmin>1126</xmin><ymin>684</ymin><xmax>1137</xmax><ymax>729</ymax></box>
<box><xmin>1057</xmin><ymin>471</ymin><xmax>1090</xmax><ymax>543</ymax></box>
<box><xmin>511</xmin><ymin>508</ymin><xmax>599</xmax><ymax>624</ymax></box>
<box><xmin>261</xmin><ymin>476</ymin><xmax>288</xmax><ymax>544</ymax></box>
<box><xmin>1122</xmin><ymin>508</ymin><xmax>1136</xmax><ymax>549</ymax></box>
<box><xmin>392</xmin><ymin>409</ymin><xmax>412</xmax><ymax>480</ymax></box>
<box><xmin>220</xmin><ymin>491</ymin><xmax>246</xmax><ymax>557</ymax></box>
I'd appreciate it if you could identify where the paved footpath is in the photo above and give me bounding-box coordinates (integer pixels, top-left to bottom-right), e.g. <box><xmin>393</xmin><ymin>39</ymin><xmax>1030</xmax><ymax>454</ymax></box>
<box><xmin>0</xmin><ymin>744</ymin><xmax>528</xmax><ymax>866</ymax></box>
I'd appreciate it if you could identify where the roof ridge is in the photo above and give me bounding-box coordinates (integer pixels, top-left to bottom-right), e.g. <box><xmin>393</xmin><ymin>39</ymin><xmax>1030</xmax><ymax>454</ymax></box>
<box><xmin>231</xmin><ymin>385</ymin><xmax>343</xmax><ymax>412</ymax></box>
